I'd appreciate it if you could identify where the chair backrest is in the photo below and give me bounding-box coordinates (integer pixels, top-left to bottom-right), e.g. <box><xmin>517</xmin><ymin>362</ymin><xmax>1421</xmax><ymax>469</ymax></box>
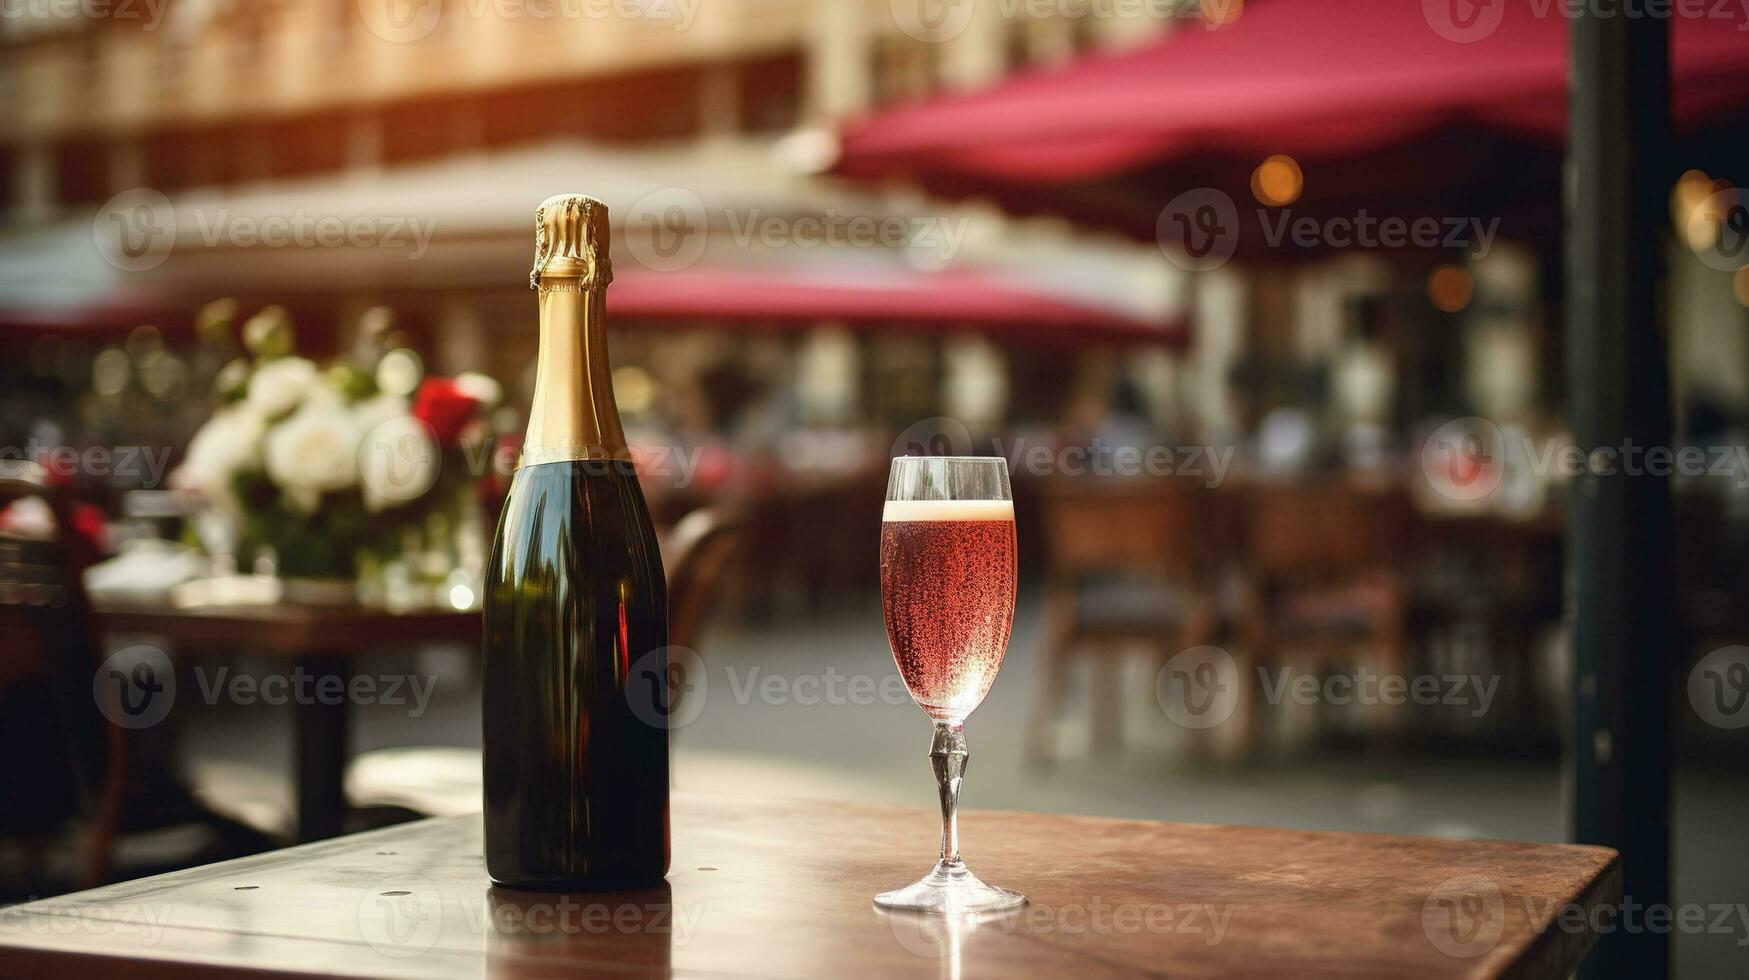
<box><xmin>1245</xmin><ymin>479</ymin><xmax>1404</xmax><ymax>582</ymax></box>
<box><xmin>662</xmin><ymin>507</ymin><xmax>741</xmax><ymax>653</ymax></box>
<box><xmin>1037</xmin><ymin>477</ymin><xmax>1228</xmax><ymax>582</ymax></box>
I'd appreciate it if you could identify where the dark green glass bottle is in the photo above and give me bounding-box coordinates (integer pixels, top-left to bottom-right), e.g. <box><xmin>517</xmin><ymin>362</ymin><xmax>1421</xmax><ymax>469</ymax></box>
<box><xmin>483</xmin><ymin>195</ymin><xmax>669</xmax><ymax>890</ymax></box>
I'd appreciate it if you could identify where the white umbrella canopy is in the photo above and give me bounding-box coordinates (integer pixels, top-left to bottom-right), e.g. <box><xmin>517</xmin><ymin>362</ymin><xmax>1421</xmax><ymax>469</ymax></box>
<box><xmin>1</xmin><ymin>138</ymin><xmax>1185</xmax><ymax>329</ymax></box>
<box><xmin>1</xmin><ymin>138</ymin><xmax>851</xmax><ymax>308</ymax></box>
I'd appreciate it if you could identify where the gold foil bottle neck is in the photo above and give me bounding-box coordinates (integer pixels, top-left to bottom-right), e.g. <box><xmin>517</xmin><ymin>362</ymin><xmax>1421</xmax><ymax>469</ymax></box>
<box><xmin>531</xmin><ymin>194</ymin><xmax>613</xmax><ymax>291</ymax></box>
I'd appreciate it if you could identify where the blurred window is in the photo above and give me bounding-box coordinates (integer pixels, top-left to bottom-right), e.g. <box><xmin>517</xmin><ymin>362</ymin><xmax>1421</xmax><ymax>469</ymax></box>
<box><xmin>384</xmin><ymin>97</ymin><xmax>454</xmax><ymax>164</ymax></box>
<box><xmin>872</xmin><ymin>35</ymin><xmax>938</xmax><ymax>107</ymax></box>
<box><xmin>261</xmin><ymin>112</ymin><xmax>348</xmax><ymax>178</ymax></box>
<box><xmin>477</xmin><ymin>69</ymin><xmax>701</xmax><ymax>145</ymax></box>
<box><xmin>52</xmin><ymin>140</ymin><xmax>107</xmax><ymax>206</ymax></box>
<box><xmin>739</xmin><ymin>52</ymin><xmax>802</xmax><ymax>134</ymax></box>
<box><xmin>143</xmin><ymin>131</ymin><xmax>189</xmax><ymax>193</ymax></box>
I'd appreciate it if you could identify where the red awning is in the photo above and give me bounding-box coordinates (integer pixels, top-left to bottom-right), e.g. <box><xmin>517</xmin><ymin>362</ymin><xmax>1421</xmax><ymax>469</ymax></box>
<box><xmin>608</xmin><ymin>264</ymin><xmax>1186</xmax><ymax>346</ymax></box>
<box><xmin>834</xmin><ymin>0</ymin><xmax>1749</xmax><ymax>245</ymax></box>
<box><xmin>838</xmin><ymin>0</ymin><xmax>1749</xmax><ymax>182</ymax></box>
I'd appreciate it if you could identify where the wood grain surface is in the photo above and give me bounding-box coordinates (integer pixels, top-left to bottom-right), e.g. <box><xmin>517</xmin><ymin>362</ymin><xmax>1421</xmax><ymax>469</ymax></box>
<box><xmin>0</xmin><ymin>792</ymin><xmax>1618</xmax><ymax>979</ymax></box>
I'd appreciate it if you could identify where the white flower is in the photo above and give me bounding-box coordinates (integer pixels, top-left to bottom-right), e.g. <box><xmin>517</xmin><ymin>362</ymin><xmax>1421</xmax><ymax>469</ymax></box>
<box><xmin>171</xmin><ymin>405</ymin><xmax>266</xmax><ymax>516</ymax></box>
<box><xmin>246</xmin><ymin>357</ymin><xmax>317</xmax><ymax>418</ymax></box>
<box><xmin>265</xmin><ymin>406</ymin><xmax>360</xmax><ymax>514</ymax></box>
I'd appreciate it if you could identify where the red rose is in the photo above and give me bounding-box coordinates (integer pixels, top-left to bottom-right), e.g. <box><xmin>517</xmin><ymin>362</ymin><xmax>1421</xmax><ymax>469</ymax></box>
<box><xmin>413</xmin><ymin>378</ymin><xmax>480</xmax><ymax>446</ymax></box>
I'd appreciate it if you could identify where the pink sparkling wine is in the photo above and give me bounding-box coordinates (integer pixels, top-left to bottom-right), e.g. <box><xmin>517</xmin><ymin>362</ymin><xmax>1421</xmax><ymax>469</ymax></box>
<box><xmin>880</xmin><ymin>499</ymin><xmax>1017</xmax><ymax>723</ymax></box>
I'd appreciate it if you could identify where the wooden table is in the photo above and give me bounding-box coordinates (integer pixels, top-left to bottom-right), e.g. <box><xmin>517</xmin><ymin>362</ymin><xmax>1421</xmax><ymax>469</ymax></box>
<box><xmin>94</xmin><ymin>599</ymin><xmax>481</xmax><ymax>842</ymax></box>
<box><xmin>0</xmin><ymin>793</ymin><xmax>1619</xmax><ymax>978</ymax></box>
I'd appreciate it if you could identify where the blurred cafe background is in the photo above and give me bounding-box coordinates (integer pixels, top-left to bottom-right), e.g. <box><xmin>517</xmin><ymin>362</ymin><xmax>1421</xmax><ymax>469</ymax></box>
<box><xmin>1</xmin><ymin>0</ymin><xmax>1747</xmax><ymax>974</ymax></box>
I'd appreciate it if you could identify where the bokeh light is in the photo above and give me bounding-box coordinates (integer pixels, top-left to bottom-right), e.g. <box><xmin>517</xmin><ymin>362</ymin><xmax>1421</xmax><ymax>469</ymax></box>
<box><xmin>1428</xmin><ymin>264</ymin><xmax>1474</xmax><ymax>313</ymax></box>
<box><xmin>1251</xmin><ymin>154</ymin><xmax>1303</xmax><ymax>206</ymax></box>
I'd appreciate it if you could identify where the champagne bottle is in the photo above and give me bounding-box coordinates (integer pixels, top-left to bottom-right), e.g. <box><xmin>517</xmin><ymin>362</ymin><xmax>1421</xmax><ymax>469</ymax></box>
<box><xmin>483</xmin><ymin>194</ymin><xmax>669</xmax><ymax>890</ymax></box>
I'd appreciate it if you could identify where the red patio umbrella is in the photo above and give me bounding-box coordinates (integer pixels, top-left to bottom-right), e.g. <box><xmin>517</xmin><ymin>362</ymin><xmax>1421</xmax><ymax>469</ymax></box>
<box><xmin>835</xmin><ymin>0</ymin><xmax>1749</xmax><ymax>249</ymax></box>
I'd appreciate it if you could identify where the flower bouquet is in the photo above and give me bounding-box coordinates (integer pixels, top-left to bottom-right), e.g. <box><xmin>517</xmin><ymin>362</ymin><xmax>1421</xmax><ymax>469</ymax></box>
<box><xmin>172</xmin><ymin>305</ymin><xmax>501</xmax><ymax>597</ymax></box>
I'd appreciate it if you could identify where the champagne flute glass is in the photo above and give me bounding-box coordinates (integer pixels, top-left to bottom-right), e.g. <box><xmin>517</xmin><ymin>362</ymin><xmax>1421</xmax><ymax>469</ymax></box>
<box><xmin>875</xmin><ymin>456</ymin><xmax>1026</xmax><ymax>914</ymax></box>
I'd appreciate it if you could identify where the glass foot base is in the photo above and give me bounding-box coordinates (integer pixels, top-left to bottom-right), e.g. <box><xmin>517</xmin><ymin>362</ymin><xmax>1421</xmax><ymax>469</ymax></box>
<box><xmin>874</xmin><ymin>860</ymin><xmax>1026</xmax><ymax>914</ymax></box>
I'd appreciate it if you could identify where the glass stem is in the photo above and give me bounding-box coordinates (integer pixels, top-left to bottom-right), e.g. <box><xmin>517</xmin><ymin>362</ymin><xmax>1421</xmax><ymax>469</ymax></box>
<box><xmin>932</xmin><ymin>721</ymin><xmax>967</xmax><ymax>868</ymax></box>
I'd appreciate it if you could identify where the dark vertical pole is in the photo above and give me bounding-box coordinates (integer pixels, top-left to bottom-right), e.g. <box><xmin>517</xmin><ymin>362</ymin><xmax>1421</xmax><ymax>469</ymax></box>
<box><xmin>1567</xmin><ymin>9</ymin><xmax>1673</xmax><ymax>980</ymax></box>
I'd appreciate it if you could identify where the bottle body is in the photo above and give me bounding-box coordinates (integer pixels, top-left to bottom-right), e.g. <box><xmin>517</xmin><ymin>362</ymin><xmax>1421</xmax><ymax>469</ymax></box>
<box><xmin>483</xmin><ymin>458</ymin><xmax>669</xmax><ymax>889</ymax></box>
<box><xmin>482</xmin><ymin>193</ymin><xmax>669</xmax><ymax>890</ymax></box>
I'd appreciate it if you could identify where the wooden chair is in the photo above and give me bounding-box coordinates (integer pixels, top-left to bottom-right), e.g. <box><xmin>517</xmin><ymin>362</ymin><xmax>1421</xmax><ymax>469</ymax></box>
<box><xmin>1241</xmin><ymin>480</ymin><xmax>1410</xmax><ymax>744</ymax></box>
<box><xmin>662</xmin><ymin>507</ymin><xmax>743</xmax><ymax>654</ymax></box>
<box><xmin>1024</xmin><ymin>477</ymin><xmax>1229</xmax><ymax>765</ymax></box>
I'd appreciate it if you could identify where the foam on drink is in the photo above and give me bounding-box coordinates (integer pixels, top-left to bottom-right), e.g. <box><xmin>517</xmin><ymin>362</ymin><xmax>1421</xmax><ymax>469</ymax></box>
<box><xmin>882</xmin><ymin>499</ymin><xmax>1014</xmax><ymax>523</ymax></box>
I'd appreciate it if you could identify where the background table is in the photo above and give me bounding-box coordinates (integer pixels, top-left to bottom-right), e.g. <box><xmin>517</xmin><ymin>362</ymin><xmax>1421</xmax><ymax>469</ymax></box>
<box><xmin>0</xmin><ymin>792</ymin><xmax>1618</xmax><ymax>978</ymax></box>
<box><xmin>94</xmin><ymin>599</ymin><xmax>481</xmax><ymax>841</ymax></box>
